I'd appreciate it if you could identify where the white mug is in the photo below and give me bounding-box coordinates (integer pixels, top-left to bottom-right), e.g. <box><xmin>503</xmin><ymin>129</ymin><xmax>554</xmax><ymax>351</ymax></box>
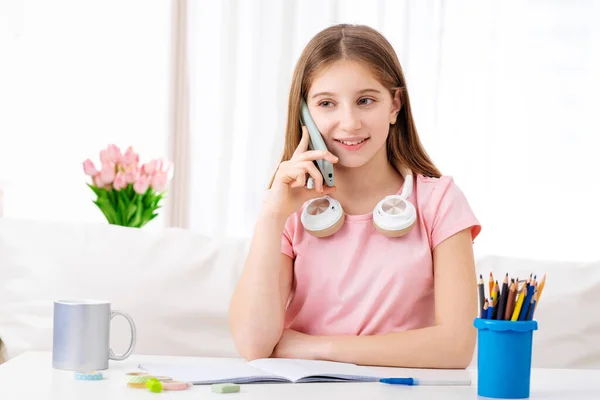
<box><xmin>52</xmin><ymin>299</ymin><xmax>136</xmax><ymax>371</ymax></box>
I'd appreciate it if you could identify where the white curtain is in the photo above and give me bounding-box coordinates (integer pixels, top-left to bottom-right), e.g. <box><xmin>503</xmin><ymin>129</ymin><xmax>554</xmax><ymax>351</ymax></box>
<box><xmin>0</xmin><ymin>0</ymin><xmax>171</xmax><ymax>227</ymax></box>
<box><xmin>185</xmin><ymin>0</ymin><xmax>600</xmax><ymax>262</ymax></box>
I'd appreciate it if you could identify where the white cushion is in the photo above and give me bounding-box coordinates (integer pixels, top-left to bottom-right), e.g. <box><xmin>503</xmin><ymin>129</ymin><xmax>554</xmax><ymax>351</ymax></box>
<box><xmin>473</xmin><ymin>255</ymin><xmax>600</xmax><ymax>369</ymax></box>
<box><xmin>0</xmin><ymin>218</ymin><xmax>249</xmax><ymax>362</ymax></box>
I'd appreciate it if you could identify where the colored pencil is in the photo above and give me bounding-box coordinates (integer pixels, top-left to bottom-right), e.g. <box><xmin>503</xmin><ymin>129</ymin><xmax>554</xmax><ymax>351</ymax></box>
<box><xmin>478</xmin><ymin>275</ymin><xmax>485</xmax><ymax>318</ymax></box>
<box><xmin>488</xmin><ymin>297</ymin><xmax>495</xmax><ymax>319</ymax></box>
<box><xmin>518</xmin><ymin>283</ymin><xmax>535</xmax><ymax>321</ymax></box>
<box><xmin>536</xmin><ymin>273</ymin><xmax>547</xmax><ymax>306</ymax></box>
<box><xmin>525</xmin><ymin>289</ymin><xmax>537</xmax><ymax>320</ymax></box>
<box><xmin>476</xmin><ymin>272</ymin><xmax>546</xmax><ymax>322</ymax></box>
<box><xmin>527</xmin><ymin>291</ymin><xmax>539</xmax><ymax>320</ymax></box>
<box><xmin>496</xmin><ymin>274</ymin><xmax>509</xmax><ymax>320</ymax></box>
<box><xmin>504</xmin><ymin>281</ymin><xmax>517</xmax><ymax>320</ymax></box>
<box><xmin>511</xmin><ymin>284</ymin><xmax>527</xmax><ymax>321</ymax></box>
<box><xmin>491</xmin><ymin>281</ymin><xmax>500</xmax><ymax>319</ymax></box>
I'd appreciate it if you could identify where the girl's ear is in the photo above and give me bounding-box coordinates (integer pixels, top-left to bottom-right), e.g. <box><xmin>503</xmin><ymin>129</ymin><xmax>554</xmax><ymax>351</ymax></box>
<box><xmin>390</xmin><ymin>88</ymin><xmax>402</xmax><ymax>125</ymax></box>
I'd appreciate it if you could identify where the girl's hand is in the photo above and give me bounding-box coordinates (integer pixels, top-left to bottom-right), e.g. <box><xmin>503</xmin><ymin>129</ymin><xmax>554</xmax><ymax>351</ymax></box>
<box><xmin>264</xmin><ymin>126</ymin><xmax>338</xmax><ymax>219</ymax></box>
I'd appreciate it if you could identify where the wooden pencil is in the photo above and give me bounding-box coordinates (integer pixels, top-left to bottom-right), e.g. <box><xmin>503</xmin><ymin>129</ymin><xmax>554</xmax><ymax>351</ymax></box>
<box><xmin>496</xmin><ymin>274</ymin><xmax>509</xmax><ymax>320</ymax></box>
<box><xmin>527</xmin><ymin>290</ymin><xmax>539</xmax><ymax>320</ymax></box>
<box><xmin>525</xmin><ymin>289</ymin><xmax>538</xmax><ymax>320</ymax></box>
<box><xmin>504</xmin><ymin>281</ymin><xmax>517</xmax><ymax>320</ymax></box>
<box><xmin>536</xmin><ymin>273</ymin><xmax>547</xmax><ymax>307</ymax></box>
<box><xmin>478</xmin><ymin>275</ymin><xmax>485</xmax><ymax>318</ymax></box>
<box><xmin>518</xmin><ymin>283</ymin><xmax>535</xmax><ymax>321</ymax></box>
<box><xmin>511</xmin><ymin>284</ymin><xmax>527</xmax><ymax>321</ymax></box>
<box><xmin>491</xmin><ymin>281</ymin><xmax>500</xmax><ymax>319</ymax></box>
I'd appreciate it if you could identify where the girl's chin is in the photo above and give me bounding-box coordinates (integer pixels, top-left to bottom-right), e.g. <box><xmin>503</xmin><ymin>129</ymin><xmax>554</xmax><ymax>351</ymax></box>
<box><xmin>334</xmin><ymin>157</ymin><xmax>371</xmax><ymax>169</ymax></box>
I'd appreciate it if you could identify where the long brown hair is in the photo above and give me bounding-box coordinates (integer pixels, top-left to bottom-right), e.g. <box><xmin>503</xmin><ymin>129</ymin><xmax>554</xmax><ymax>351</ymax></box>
<box><xmin>269</xmin><ymin>24</ymin><xmax>441</xmax><ymax>188</ymax></box>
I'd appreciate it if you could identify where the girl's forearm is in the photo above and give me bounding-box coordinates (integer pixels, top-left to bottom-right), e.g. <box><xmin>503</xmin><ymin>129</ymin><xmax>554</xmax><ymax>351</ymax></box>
<box><xmin>319</xmin><ymin>324</ymin><xmax>476</xmax><ymax>369</ymax></box>
<box><xmin>228</xmin><ymin>211</ymin><xmax>289</xmax><ymax>360</ymax></box>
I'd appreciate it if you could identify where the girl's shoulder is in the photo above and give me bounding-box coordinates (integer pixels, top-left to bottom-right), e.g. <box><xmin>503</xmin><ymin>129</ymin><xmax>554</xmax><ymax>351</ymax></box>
<box><xmin>413</xmin><ymin>174</ymin><xmax>459</xmax><ymax>200</ymax></box>
<box><xmin>413</xmin><ymin>173</ymin><xmax>471</xmax><ymax>212</ymax></box>
<box><xmin>413</xmin><ymin>174</ymin><xmax>481</xmax><ymax>248</ymax></box>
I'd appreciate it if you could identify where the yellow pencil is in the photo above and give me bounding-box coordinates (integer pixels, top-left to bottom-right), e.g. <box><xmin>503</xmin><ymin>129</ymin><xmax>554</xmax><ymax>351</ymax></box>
<box><xmin>511</xmin><ymin>284</ymin><xmax>527</xmax><ymax>321</ymax></box>
<box><xmin>492</xmin><ymin>281</ymin><xmax>499</xmax><ymax>305</ymax></box>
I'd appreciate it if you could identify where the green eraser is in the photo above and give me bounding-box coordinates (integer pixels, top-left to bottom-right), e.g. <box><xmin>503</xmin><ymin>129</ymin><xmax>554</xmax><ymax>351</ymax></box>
<box><xmin>211</xmin><ymin>383</ymin><xmax>240</xmax><ymax>393</ymax></box>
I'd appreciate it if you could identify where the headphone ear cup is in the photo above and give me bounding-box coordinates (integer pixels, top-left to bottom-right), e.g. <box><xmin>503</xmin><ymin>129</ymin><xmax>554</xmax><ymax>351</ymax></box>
<box><xmin>372</xmin><ymin>196</ymin><xmax>416</xmax><ymax>237</ymax></box>
<box><xmin>301</xmin><ymin>196</ymin><xmax>345</xmax><ymax>237</ymax></box>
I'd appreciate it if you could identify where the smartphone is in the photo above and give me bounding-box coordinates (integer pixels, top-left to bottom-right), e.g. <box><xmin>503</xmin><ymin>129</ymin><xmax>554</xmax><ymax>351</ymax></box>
<box><xmin>299</xmin><ymin>99</ymin><xmax>335</xmax><ymax>187</ymax></box>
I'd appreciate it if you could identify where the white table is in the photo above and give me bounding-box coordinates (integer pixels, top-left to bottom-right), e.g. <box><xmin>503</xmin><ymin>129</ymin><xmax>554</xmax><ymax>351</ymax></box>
<box><xmin>1</xmin><ymin>351</ymin><xmax>600</xmax><ymax>399</ymax></box>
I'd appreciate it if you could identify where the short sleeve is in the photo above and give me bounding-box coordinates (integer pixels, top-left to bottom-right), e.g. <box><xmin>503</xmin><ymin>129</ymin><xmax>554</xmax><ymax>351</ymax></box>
<box><xmin>421</xmin><ymin>176</ymin><xmax>481</xmax><ymax>250</ymax></box>
<box><xmin>281</xmin><ymin>215</ymin><xmax>296</xmax><ymax>259</ymax></box>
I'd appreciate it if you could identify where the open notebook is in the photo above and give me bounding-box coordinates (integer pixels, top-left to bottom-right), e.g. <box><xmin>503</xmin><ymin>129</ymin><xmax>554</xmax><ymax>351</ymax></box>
<box><xmin>138</xmin><ymin>358</ymin><xmax>383</xmax><ymax>384</ymax></box>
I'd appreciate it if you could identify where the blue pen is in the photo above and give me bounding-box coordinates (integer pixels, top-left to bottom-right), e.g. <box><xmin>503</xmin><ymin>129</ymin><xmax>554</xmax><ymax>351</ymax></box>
<box><xmin>380</xmin><ymin>377</ymin><xmax>471</xmax><ymax>386</ymax></box>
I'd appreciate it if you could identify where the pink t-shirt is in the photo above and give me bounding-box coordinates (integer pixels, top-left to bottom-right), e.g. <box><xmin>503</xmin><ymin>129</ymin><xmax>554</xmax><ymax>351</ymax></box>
<box><xmin>281</xmin><ymin>174</ymin><xmax>481</xmax><ymax>336</ymax></box>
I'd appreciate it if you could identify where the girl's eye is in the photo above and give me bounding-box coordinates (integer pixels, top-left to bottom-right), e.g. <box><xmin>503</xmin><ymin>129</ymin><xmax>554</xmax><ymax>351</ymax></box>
<box><xmin>318</xmin><ymin>100</ymin><xmax>334</xmax><ymax>107</ymax></box>
<box><xmin>358</xmin><ymin>98</ymin><xmax>374</xmax><ymax>105</ymax></box>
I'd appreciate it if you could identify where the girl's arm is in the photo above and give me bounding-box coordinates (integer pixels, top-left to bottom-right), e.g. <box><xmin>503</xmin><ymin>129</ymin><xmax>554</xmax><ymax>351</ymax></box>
<box><xmin>229</xmin><ymin>126</ymin><xmax>338</xmax><ymax>361</ymax></box>
<box><xmin>273</xmin><ymin>228</ymin><xmax>478</xmax><ymax>369</ymax></box>
<box><xmin>228</xmin><ymin>212</ymin><xmax>294</xmax><ymax>361</ymax></box>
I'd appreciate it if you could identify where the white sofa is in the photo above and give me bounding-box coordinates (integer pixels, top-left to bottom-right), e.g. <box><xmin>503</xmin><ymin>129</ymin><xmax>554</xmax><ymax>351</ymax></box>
<box><xmin>0</xmin><ymin>218</ymin><xmax>599</xmax><ymax>369</ymax></box>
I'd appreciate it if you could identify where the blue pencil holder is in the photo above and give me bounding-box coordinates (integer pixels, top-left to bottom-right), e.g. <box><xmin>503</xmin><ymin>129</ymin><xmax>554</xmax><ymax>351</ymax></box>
<box><xmin>474</xmin><ymin>318</ymin><xmax>538</xmax><ymax>399</ymax></box>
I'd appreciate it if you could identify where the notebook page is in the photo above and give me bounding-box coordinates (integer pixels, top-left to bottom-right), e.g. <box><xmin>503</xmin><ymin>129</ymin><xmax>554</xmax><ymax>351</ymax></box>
<box><xmin>138</xmin><ymin>358</ymin><xmax>289</xmax><ymax>384</ymax></box>
<box><xmin>248</xmin><ymin>358</ymin><xmax>382</xmax><ymax>383</ymax></box>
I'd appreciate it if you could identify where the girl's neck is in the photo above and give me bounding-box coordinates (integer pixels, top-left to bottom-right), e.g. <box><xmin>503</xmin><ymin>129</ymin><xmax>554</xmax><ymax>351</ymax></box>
<box><xmin>331</xmin><ymin>148</ymin><xmax>404</xmax><ymax>215</ymax></box>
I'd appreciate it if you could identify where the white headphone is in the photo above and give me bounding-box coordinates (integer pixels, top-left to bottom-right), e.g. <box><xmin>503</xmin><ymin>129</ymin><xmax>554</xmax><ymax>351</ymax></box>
<box><xmin>301</xmin><ymin>167</ymin><xmax>417</xmax><ymax>238</ymax></box>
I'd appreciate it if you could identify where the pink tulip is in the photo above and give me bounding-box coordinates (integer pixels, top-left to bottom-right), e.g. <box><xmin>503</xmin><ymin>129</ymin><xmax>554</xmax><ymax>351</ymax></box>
<box><xmin>100</xmin><ymin>144</ymin><xmax>122</xmax><ymax>164</ymax></box>
<box><xmin>93</xmin><ymin>173</ymin><xmax>105</xmax><ymax>187</ymax></box>
<box><xmin>107</xmin><ymin>144</ymin><xmax>122</xmax><ymax>163</ymax></box>
<box><xmin>112</xmin><ymin>171</ymin><xmax>127</xmax><ymax>191</ymax></box>
<box><xmin>100</xmin><ymin>162</ymin><xmax>116</xmax><ymax>184</ymax></box>
<box><xmin>122</xmin><ymin>146</ymin><xmax>139</xmax><ymax>166</ymax></box>
<box><xmin>124</xmin><ymin>165</ymin><xmax>140</xmax><ymax>184</ymax></box>
<box><xmin>142</xmin><ymin>160</ymin><xmax>158</xmax><ymax>175</ymax></box>
<box><xmin>156</xmin><ymin>158</ymin><xmax>173</xmax><ymax>172</ymax></box>
<box><xmin>99</xmin><ymin>149</ymin><xmax>110</xmax><ymax>164</ymax></box>
<box><xmin>151</xmin><ymin>171</ymin><xmax>168</xmax><ymax>193</ymax></box>
<box><xmin>83</xmin><ymin>159</ymin><xmax>98</xmax><ymax>176</ymax></box>
<box><xmin>133</xmin><ymin>174</ymin><xmax>150</xmax><ymax>194</ymax></box>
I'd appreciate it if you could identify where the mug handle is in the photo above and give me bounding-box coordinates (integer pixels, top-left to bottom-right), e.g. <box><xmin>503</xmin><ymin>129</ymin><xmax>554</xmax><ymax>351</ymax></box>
<box><xmin>109</xmin><ymin>309</ymin><xmax>137</xmax><ymax>361</ymax></box>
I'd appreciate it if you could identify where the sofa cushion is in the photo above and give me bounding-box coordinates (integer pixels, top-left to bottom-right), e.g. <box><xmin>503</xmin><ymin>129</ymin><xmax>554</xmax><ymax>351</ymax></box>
<box><xmin>0</xmin><ymin>218</ymin><xmax>249</xmax><ymax>361</ymax></box>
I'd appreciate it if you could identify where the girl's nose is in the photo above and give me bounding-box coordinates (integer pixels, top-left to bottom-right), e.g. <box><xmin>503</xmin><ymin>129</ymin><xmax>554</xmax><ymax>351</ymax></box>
<box><xmin>338</xmin><ymin>106</ymin><xmax>362</xmax><ymax>131</ymax></box>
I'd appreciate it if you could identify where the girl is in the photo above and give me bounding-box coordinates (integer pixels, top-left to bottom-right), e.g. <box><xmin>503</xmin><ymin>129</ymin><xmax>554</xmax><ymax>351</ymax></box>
<box><xmin>229</xmin><ymin>24</ymin><xmax>481</xmax><ymax>369</ymax></box>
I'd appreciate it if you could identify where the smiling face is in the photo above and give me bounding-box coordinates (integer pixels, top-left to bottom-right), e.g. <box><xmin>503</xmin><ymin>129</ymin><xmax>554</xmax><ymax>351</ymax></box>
<box><xmin>306</xmin><ymin>60</ymin><xmax>401</xmax><ymax>169</ymax></box>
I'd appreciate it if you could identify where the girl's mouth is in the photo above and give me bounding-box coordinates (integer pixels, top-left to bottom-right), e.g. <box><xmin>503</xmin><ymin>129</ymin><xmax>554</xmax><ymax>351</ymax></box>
<box><xmin>334</xmin><ymin>138</ymin><xmax>369</xmax><ymax>151</ymax></box>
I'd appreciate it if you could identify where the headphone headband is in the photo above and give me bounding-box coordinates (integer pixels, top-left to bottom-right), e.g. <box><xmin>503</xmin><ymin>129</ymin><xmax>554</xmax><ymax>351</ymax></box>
<box><xmin>397</xmin><ymin>164</ymin><xmax>413</xmax><ymax>200</ymax></box>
